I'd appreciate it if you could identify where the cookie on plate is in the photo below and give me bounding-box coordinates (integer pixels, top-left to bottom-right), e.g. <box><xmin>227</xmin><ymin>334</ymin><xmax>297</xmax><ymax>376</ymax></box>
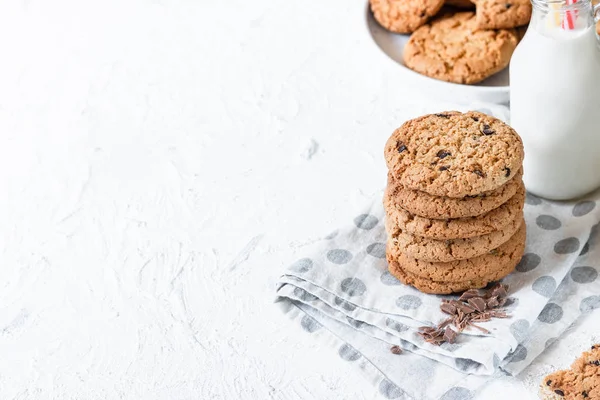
<box><xmin>540</xmin><ymin>344</ymin><xmax>600</xmax><ymax>399</ymax></box>
<box><xmin>386</xmin><ymin>222</ymin><xmax>525</xmax><ymax>283</ymax></box>
<box><xmin>385</xmin><ymin>183</ymin><xmax>525</xmax><ymax>239</ymax></box>
<box><xmin>387</xmin><ymin>216</ymin><xmax>523</xmax><ymax>262</ymax></box>
<box><xmin>403</xmin><ymin>12</ymin><xmax>518</xmax><ymax>84</ymax></box>
<box><xmin>384</xmin><ymin>169</ymin><xmax>523</xmax><ymax>219</ymax></box>
<box><xmin>384</xmin><ymin>111</ymin><xmax>525</xmax><ymax>197</ymax></box>
<box><xmin>475</xmin><ymin>0</ymin><xmax>532</xmax><ymax>29</ymax></box>
<box><xmin>370</xmin><ymin>0</ymin><xmax>445</xmax><ymax>34</ymax></box>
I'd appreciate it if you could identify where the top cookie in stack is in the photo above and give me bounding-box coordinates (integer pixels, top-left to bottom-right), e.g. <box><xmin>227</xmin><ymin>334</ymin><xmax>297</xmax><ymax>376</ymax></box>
<box><xmin>383</xmin><ymin>111</ymin><xmax>526</xmax><ymax>294</ymax></box>
<box><xmin>370</xmin><ymin>0</ymin><xmax>531</xmax><ymax>84</ymax></box>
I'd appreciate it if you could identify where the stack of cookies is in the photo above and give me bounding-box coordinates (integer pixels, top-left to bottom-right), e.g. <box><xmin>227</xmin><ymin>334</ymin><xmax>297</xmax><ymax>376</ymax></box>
<box><xmin>383</xmin><ymin>111</ymin><xmax>526</xmax><ymax>294</ymax></box>
<box><xmin>370</xmin><ymin>0</ymin><xmax>531</xmax><ymax>84</ymax></box>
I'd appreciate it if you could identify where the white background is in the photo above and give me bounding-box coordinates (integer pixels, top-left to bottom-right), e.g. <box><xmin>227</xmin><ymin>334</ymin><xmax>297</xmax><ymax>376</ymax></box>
<box><xmin>0</xmin><ymin>0</ymin><xmax>598</xmax><ymax>399</ymax></box>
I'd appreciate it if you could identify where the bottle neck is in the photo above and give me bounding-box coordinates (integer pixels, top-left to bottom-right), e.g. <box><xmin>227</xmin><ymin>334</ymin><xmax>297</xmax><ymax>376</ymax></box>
<box><xmin>531</xmin><ymin>0</ymin><xmax>596</xmax><ymax>31</ymax></box>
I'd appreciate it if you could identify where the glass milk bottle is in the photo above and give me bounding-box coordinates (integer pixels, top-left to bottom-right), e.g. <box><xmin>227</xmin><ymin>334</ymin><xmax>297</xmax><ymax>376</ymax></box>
<box><xmin>510</xmin><ymin>0</ymin><xmax>600</xmax><ymax>200</ymax></box>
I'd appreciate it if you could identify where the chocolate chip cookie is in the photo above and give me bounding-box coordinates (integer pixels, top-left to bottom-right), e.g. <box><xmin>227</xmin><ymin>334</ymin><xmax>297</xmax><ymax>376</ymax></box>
<box><xmin>385</xmin><ymin>183</ymin><xmax>525</xmax><ymax>239</ymax></box>
<box><xmin>475</xmin><ymin>0</ymin><xmax>532</xmax><ymax>29</ymax></box>
<box><xmin>370</xmin><ymin>0</ymin><xmax>445</xmax><ymax>33</ymax></box>
<box><xmin>540</xmin><ymin>344</ymin><xmax>600</xmax><ymax>399</ymax></box>
<box><xmin>403</xmin><ymin>12</ymin><xmax>518</xmax><ymax>84</ymax></box>
<box><xmin>386</xmin><ymin>222</ymin><xmax>525</xmax><ymax>283</ymax></box>
<box><xmin>387</xmin><ymin>216</ymin><xmax>523</xmax><ymax>262</ymax></box>
<box><xmin>384</xmin><ymin>169</ymin><xmax>523</xmax><ymax>219</ymax></box>
<box><xmin>384</xmin><ymin>111</ymin><xmax>525</xmax><ymax>198</ymax></box>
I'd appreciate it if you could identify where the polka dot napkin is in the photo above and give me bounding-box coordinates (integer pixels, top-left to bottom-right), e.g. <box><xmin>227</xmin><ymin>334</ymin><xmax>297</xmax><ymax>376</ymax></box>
<box><xmin>275</xmin><ymin>103</ymin><xmax>600</xmax><ymax>399</ymax></box>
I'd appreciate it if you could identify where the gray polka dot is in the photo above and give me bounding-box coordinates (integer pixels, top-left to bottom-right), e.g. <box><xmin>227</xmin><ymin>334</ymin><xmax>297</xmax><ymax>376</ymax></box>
<box><xmin>290</xmin><ymin>258</ymin><xmax>313</xmax><ymax>273</ymax></box>
<box><xmin>532</xmin><ymin>276</ymin><xmax>557</xmax><ymax>298</ymax></box>
<box><xmin>536</xmin><ymin>215</ymin><xmax>562</xmax><ymax>230</ymax></box>
<box><xmin>571</xmin><ymin>266</ymin><xmax>598</xmax><ymax>283</ymax></box>
<box><xmin>545</xmin><ymin>337</ymin><xmax>557</xmax><ymax>348</ymax></box>
<box><xmin>580</xmin><ymin>296</ymin><xmax>600</xmax><ymax>313</ymax></box>
<box><xmin>324</xmin><ymin>230</ymin><xmax>338</xmax><ymax>240</ymax></box>
<box><xmin>385</xmin><ymin>318</ymin><xmax>409</xmax><ymax>333</ymax></box>
<box><xmin>366</xmin><ymin>242</ymin><xmax>386</xmax><ymax>259</ymax></box>
<box><xmin>440</xmin><ymin>387</ymin><xmax>473</xmax><ymax>400</ymax></box>
<box><xmin>525</xmin><ymin>192</ymin><xmax>542</xmax><ymax>205</ymax></box>
<box><xmin>399</xmin><ymin>339</ymin><xmax>418</xmax><ymax>352</ymax></box>
<box><xmin>510</xmin><ymin>319</ymin><xmax>530</xmax><ymax>343</ymax></box>
<box><xmin>379</xmin><ymin>379</ymin><xmax>404</xmax><ymax>399</ymax></box>
<box><xmin>340</xmin><ymin>278</ymin><xmax>366</xmax><ymax>297</ymax></box>
<box><xmin>346</xmin><ymin>316</ymin><xmax>365</xmax><ymax>329</ymax></box>
<box><xmin>508</xmin><ymin>344</ymin><xmax>528</xmax><ymax>363</ymax></box>
<box><xmin>516</xmin><ymin>253</ymin><xmax>541</xmax><ymax>272</ymax></box>
<box><xmin>493</xmin><ymin>353</ymin><xmax>501</xmax><ymax>369</ymax></box>
<box><xmin>338</xmin><ymin>344</ymin><xmax>361</xmax><ymax>361</ymax></box>
<box><xmin>573</xmin><ymin>201</ymin><xmax>596</xmax><ymax>217</ymax></box>
<box><xmin>293</xmin><ymin>287</ymin><xmax>318</xmax><ymax>302</ymax></box>
<box><xmin>300</xmin><ymin>315</ymin><xmax>321</xmax><ymax>333</ymax></box>
<box><xmin>538</xmin><ymin>302</ymin><xmax>563</xmax><ymax>324</ymax></box>
<box><xmin>554</xmin><ymin>238</ymin><xmax>580</xmax><ymax>254</ymax></box>
<box><xmin>327</xmin><ymin>249</ymin><xmax>352</xmax><ymax>264</ymax></box>
<box><xmin>455</xmin><ymin>358</ymin><xmax>481</xmax><ymax>372</ymax></box>
<box><xmin>396</xmin><ymin>295</ymin><xmax>422</xmax><ymax>310</ymax></box>
<box><xmin>381</xmin><ymin>271</ymin><xmax>401</xmax><ymax>285</ymax></box>
<box><xmin>334</xmin><ymin>296</ymin><xmax>357</xmax><ymax>312</ymax></box>
<box><xmin>354</xmin><ymin>214</ymin><xmax>379</xmax><ymax>230</ymax></box>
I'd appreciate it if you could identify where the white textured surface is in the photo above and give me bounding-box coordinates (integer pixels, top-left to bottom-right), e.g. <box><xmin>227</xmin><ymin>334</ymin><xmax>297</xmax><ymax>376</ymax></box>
<box><xmin>0</xmin><ymin>1</ymin><xmax>597</xmax><ymax>399</ymax></box>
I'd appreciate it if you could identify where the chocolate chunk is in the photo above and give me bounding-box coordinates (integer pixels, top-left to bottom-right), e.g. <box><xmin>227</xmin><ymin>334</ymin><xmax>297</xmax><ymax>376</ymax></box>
<box><xmin>486</xmin><ymin>297</ymin><xmax>500</xmax><ymax>308</ymax></box>
<box><xmin>473</xmin><ymin>169</ymin><xmax>485</xmax><ymax>178</ymax></box>
<box><xmin>481</xmin><ymin>124</ymin><xmax>495</xmax><ymax>135</ymax></box>
<box><xmin>459</xmin><ymin>289</ymin><xmax>481</xmax><ymax>301</ymax></box>
<box><xmin>593</xmin><ymin>345</ymin><xmax>599</xmax><ymax>350</ymax></box>
<box><xmin>489</xmin><ymin>283</ymin><xmax>508</xmax><ymax>298</ymax></box>
<box><xmin>554</xmin><ymin>389</ymin><xmax>564</xmax><ymax>396</ymax></box>
<box><xmin>397</xmin><ymin>142</ymin><xmax>407</xmax><ymax>153</ymax></box>
<box><xmin>504</xmin><ymin>167</ymin><xmax>511</xmax><ymax>178</ymax></box>
<box><xmin>439</xmin><ymin>166</ymin><xmax>449</xmax><ymax>171</ymax></box>
<box><xmin>443</xmin><ymin>327</ymin><xmax>458</xmax><ymax>344</ymax></box>
<box><xmin>590</xmin><ymin>360</ymin><xmax>600</xmax><ymax>366</ymax></box>
<box><xmin>547</xmin><ymin>380</ymin><xmax>552</xmax><ymax>386</ymax></box>
<box><xmin>441</xmin><ymin>302</ymin><xmax>457</xmax><ymax>315</ymax></box>
<box><xmin>435</xmin><ymin>113</ymin><xmax>450</xmax><ymax>118</ymax></box>
<box><xmin>390</xmin><ymin>345</ymin><xmax>403</xmax><ymax>355</ymax></box>
<box><xmin>456</xmin><ymin>303</ymin><xmax>475</xmax><ymax>314</ymax></box>
<box><xmin>471</xmin><ymin>116</ymin><xmax>479</xmax><ymax>122</ymax></box>
<box><xmin>506</xmin><ymin>3</ymin><xmax>512</xmax><ymax>8</ymax></box>
<box><xmin>468</xmin><ymin>297</ymin><xmax>487</xmax><ymax>312</ymax></box>
<box><xmin>437</xmin><ymin>150</ymin><xmax>451</xmax><ymax>159</ymax></box>
<box><xmin>583</xmin><ymin>391</ymin><xmax>589</xmax><ymax>398</ymax></box>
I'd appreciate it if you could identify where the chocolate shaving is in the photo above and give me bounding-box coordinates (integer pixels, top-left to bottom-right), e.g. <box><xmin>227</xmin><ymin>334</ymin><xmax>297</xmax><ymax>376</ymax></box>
<box><xmin>418</xmin><ymin>283</ymin><xmax>512</xmax><ymax>346</ymax></box>
<box><xmin>435</xmin><ymin>113</ymin><xmax>450</xmax><ymax>118</ymax></box>
<box><xmin>554</xmin><ymin>389</ymin><xmax>565</xmax><ymax>396</ymax></box>
<box><xmin>390</xmin><ymin>345</ymin><xmax>403</xmax><ymax>355</ymax></box>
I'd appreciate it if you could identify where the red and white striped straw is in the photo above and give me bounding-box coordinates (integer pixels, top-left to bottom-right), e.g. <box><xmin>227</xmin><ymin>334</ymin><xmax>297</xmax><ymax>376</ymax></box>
<box><xmin>561</xmin><ymin>0</ymin><xmax>578</xmax><ymax>30</ymax></box>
